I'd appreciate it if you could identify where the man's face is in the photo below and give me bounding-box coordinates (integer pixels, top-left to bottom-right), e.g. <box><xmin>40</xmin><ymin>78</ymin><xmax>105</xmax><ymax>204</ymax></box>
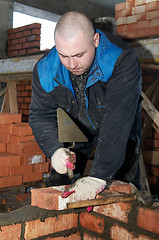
<box><xmin>55</xmin><ymin>30</ymin><xmax>99</xmax><ymax>75</ymax></box>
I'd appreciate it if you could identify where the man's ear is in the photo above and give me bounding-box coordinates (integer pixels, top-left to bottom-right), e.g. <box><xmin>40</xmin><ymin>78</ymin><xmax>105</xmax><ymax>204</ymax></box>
<box><xmin>94</xmin><ymin>33</ymin><xmax>100</xmax><ymax>48</ymax></box>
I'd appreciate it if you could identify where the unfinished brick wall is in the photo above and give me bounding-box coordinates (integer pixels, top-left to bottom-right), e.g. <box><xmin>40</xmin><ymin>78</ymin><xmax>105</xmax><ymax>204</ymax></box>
<box><xmin>0</xmin><ymin>113</ymin><xmax>50</xmax><ymax>188</ymax></box>
<box><xmin>7</xmin><ymin>23</ymin><xmax>41</xmax><ymax>57</ymax></box>
<box><xmin>0</xmin><ymin>181</ymin><xmax>158</xmax><ymax>239</ymax></box>
<box><xmin>115</xmin><ymin>0</ymin><xmax>159</xmax><ymax>39</ymax></box>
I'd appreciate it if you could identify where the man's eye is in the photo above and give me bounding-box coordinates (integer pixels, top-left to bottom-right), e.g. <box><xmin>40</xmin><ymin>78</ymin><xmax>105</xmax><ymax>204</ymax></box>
<box><xmin>61</xmin><ymin>55</ymin><xmax>67</xmax><ymax>58</ymax></box>
<box><xmin>76</xmin><ymin>54</ymin><xmax>83</xmax><ymax>58</ymax></box>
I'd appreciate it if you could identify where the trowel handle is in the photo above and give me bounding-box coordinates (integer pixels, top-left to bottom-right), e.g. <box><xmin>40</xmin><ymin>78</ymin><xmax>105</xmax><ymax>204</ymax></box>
<box><xmin>67</xmin><ymin>168</ymin><xmax>74</xmax><ymax>178</ymax></box>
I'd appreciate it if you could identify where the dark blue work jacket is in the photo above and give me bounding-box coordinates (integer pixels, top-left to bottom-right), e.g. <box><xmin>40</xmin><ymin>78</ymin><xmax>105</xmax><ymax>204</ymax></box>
<box><xmin>29</xmin><ymin>29</ymin><xmax>142</xmax><ymax>181</ymax></box>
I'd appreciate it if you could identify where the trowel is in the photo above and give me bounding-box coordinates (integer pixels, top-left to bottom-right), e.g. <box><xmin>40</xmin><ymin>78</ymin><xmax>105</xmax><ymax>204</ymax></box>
<box><xmin>57</xmin><ymin>108</ymin><xmax>88</xmax><ymax>178</ymax></box>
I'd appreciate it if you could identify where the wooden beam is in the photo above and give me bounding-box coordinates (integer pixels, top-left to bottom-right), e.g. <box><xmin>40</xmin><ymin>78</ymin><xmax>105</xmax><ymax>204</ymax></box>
<box><xmin>141</xmin><ymin>91</ymin><xmax>159</xmax><ymax>128</ymax></box>
<box><xmin>8</xmin><ymin>83</ymin><xmax>18</xmax><ymax>113</ymax></box>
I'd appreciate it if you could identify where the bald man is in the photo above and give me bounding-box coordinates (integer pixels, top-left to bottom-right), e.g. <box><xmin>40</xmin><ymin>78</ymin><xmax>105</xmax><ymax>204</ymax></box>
<box><xmin>29</xmin><ymin>11</ymin><xmax>142</xmax><ymax>201</ymax></box>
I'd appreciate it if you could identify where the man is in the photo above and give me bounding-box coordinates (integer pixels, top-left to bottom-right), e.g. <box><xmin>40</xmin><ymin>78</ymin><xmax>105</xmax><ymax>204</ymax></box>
<box><xmin>29</xmin><ymin>11</ymin><xmax>142</xmax><ymax>201</ymax></box>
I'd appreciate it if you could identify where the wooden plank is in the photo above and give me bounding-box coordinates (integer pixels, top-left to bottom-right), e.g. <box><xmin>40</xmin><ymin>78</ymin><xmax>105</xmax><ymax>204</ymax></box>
<box><xmin>1</xmin><ymin>87</ymin><xmax>9</xmax><ymax>113</ymax></box>
<box><xmin>141</xmin><ymin>64</ymin><xmax>159</xmax><ymax>72</ymax></box>
<box><xmin>8</xmin><ymin>83</ymin><xmax>18</xmax><ymax>113</ymax></box>
<box><xmin>141</xmin><ymin>91</ymin><xmax>159</xmax><ymax>128</ymax></box>
<box><xmin>0</xmin><ymin>72</ymin><xmax>33</xmax><ymax>82</ymax></box>
<box><xmin>142</xmin><ymin>150</ymin><xmax>159</xmax><ymax>166</ymax></box>
<box><xmin>0</xmin><ymin>87</ymin><xmax>6</xmax><ymax>97</ymax></box>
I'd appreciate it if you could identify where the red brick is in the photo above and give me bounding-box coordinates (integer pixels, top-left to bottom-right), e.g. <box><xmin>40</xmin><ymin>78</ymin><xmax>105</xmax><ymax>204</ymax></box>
<box><xmin>19</xmin><ymin>49</ymin><xmax>27</xmax><ymax>55</ymax></box>
<box><xmin>136</xmin><ymin>12</ymin><xmax>147</xmax><ymax>21</ymax></box>
<box><xmin>15</xmin><ymin>25</ymin><xmax>27</xmax><ymax>32</ymax></box>
<box><xmin>135</xmin><ymin>0</ymin><xmax>146</xmax><ymax>6</ymax></box>
<box><xmin>146</xmin><ymin>2</ymin><xmax>159</xmax><ymax>12</ymax></box>
<box><xmin>45</xmin><ymin>232</ymin><xmax>81</xmax><ymax>240</ymax></box>
<box><xmin>12</xmin><ymin>38</ymin><xmax>18</xmax><ymax>45</ymax></box>
<box><xmin>8</xmin><ymin>165</ymin><xmax>22</xmax><ymax>176</ymax></box>
<box><xmin>0</xmin><ymin>175</ymin><xmax>22</xmax><ymax>188</ymax></box>
<box><xmin>94</xmin><ymin>201</ymin><xmax>132</xmax><ymax>223</ymax></box>
<box><xmin>10</xmin><ymin>135</ymin><xmax>34</xmax><ymax>144</ymax></box>
<box><xmin>18</xmin><ymin>37</ymin><xmax>26</xmax><ymax>43</ymax></box>
<box><xmin>108</xmin><ymin>180</ymin><xmax>133</xmax><ymax>194</ymax></box>
<box><xmin>30</xmin><ymin>41</ymin><xmax>40</xmax><ymax>48</ymax></box>
<box><xmin>12</xmin><ymin>123</ymin><xmax>33</xmax><ymax>136</ymax></box>
<box><xmin>7</xmin><ymin>45</ymin><xmax>15</xmax><ymax>51</ymax></box>
<box><xmin>137</xmin><ymin>20</ymin><xmax>150</xmax><ymax>29</ymax></box>
<box><xmin>23</xmin><ymin>171</ymin><xmax>43</xmax><ymax>183</ymax></box>
<box><xmin>1</xmin><ymin>133</ymin><xmax>10</xmax><ymax>143</ymax></box>
<box><xmin>0</xmin><ymin>224</ymin><xmax>21</xmax><ymax>240</ymax></box>
<box><xmin>23</xmin><ymin>42</ymin><xmax>31</xmax><ymax>49</ymax></box>
<box><xmin>148</xmin><ymin>26</ymin><xmax>159</xmax><ymax>36</ymax></box>
<box><xmin>28</xmin><ymin>48</ymin><xmax>40</xmax><ymax>54</ymax></box>
<box><xmin>3</xmin><ymin>124</ymin><xmax>13</xmax><ymax>134</ymax></box>
<box><xmin>15</xmin><ymin>32</ymin><xmax>23</xmax><ymax>38</ymax></box>
<box><xmin>110</xmin><ymin>223</ymin><xmax>154</xmax><ymax>240</ymax></box>
<box><xmin>147</xmin><ymin>10</ymin><xmax>159</xmax><ymax>20</ymax></box>
<box><xmin>0</xmin><ymin>142</ymin><xmax>6</xmax><ymax>152</ymax></box>
<box><xmin>17</xmin><ymin>97</ymin><xmax>24</xmax><ymax>103</ymax></box>
<box><xmin>25</xmin><ymin>84</ymin><xmax>32</xmax><ymax>91</ymax></box>
<box><xmin>0</xmin><ymin>113</ymin><xmax>21</xmax><ymax>124</ymax></box>
<box><xmin>115</xmin><ymin>2</ymin><xmax>126</xmax><ymax>11</ymax></box>
<box><xmin>127</xmin><ymin>22</ymin><xmax>137</xmax><ymax>31</ymax></box>
<box><xmin>0</xmin><ymin>166</ymin><xmax>8</xmax><ymax>177</ymax></box>
<box><xmin>23</xmin><ymin>30</ymin><xmax>31</xmax><ymax>37</ymax></box>
<box><xmin>31</xmin><ymin>187</ymin><xmax>63</xmax><ymax>210</ymax></box>
<box><xmin>33</xmin><ymin>162</ymin><xmax>49</xmax><ymax>173</ymax></box>
<box><xmin>27</xmin><ymin>23</ymin><xmax>41</xmax><ymax>29</ymax></box>
<box><xmin>137</xmin><ymin>207</ymin><xmax>159</xmax><ymax>234</ymax></box>
<box><xmin>0</xmin><ymin>153</ymin><xmax>21</xmax><ymax>167</ymax></box>
<box><xmin>83</xmin><ymin>233</ymin><xmax>104</xmax><ymax>240</ymax></box>
<box><xmin>24</xmin><ymin>214</ymin><xmax>78</xmax><ymax>239</ymax></box>
<box><xmin>32</xmin><ymin>29</ymin><xmax>41</xmax><ymax>35</ymax></box>
<box><xmin>24</xmin><ymin>97</ymin><xmax>31</xmax><ymax>103</ymax></box>
<box><xmin>7</xmin><ymin>34</ymin><xmax>15</xmax><ymax>40</ymax></box>
<box><xmin>79</xmin><ymin>212</ymin><xmax>104</xmax><ymax>234</ymax></box>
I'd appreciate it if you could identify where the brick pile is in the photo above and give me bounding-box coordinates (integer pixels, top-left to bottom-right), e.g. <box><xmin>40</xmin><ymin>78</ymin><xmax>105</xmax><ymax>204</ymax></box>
<box><xmin>115</xmin><ymin>0</ymin><xmax>159</xmax><ymax>39</ymax></box>
<box><xmin>7</xmin><ymin>23</ymin><xmax>41</xmax><ymax>57</ymax></box>
<box><xmin>0</xmin><ymin>181</ymin><xmax>158</xmax><ymax>239</ymax></box>
<box><xmin>0</xmin><ymin>113</ymin><xmax>49</xmax><ymax>188</ymax></box>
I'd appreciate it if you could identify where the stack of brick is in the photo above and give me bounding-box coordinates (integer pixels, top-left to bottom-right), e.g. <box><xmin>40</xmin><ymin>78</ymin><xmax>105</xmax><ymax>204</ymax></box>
<box><xmin>7</xmin><ymin>23</ymin><xmax>41</xmax><ymax>57</ymax></box>
<box><xmin>115</xmin><ymin>0</ymin><xmax>159</xmax><ymax>39</ymax></box>
<box><xmin>17</xmin><ymin>79</ymin><xmax>32</xmax><ymax>120</ymax></box>
<box><xmin>0</xmin><ymin>113</ymin><xmax>50</xmax><ymax>188</ymax></box>
<box><xmin>0</xmin><ymin>181</ymin><xmax>158</xmax><ymax>239</ymax></box>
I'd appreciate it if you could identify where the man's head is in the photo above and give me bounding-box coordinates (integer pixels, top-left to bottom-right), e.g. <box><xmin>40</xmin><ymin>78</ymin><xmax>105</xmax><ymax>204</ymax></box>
<box><xmin>55</xmin><ymin>11</ymin><xmax>100</xmax><ymax>75</ymax></box>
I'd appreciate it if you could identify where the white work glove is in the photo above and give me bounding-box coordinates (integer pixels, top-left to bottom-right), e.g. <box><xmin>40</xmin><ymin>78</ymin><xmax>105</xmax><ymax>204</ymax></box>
<box><xmin>62</xmin><ymin>176</ymin><xmax>106</xmax><ymax>202</ymax></box>
<box><xmin>51</xmin><ymin>148</ymin><xmax>76</xmax><ymax>174</ymax></box>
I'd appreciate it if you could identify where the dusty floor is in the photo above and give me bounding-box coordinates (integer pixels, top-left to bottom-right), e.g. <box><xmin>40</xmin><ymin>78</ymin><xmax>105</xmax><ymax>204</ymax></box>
<box><xmin>0</xmin><ymin>180</ymin><xmax>46</xmax><ymax>213</ymax></box>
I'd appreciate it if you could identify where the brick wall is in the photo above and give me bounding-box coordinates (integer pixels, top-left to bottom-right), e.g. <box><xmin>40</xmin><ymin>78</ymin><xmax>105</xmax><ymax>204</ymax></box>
<box><xmin>7</xmin><ymin>23</ymin><xmax>41</xmax><ymax>57</ymax></box>
<box><xmin>0</xmin><ymin>113</ymin><xmax>50</xmax><ymax>188</ymax></box>
<box><xmin>0</xmin><ymin>181</ymin><xmax>158</xmax><ymax>239</ymax></box>
<box><xmin>17</xmin><ymin>80</ymin><xmax>32</xmax><ymax>121</ymax></box>
<box><xmin>115</xmin><ymin>0</ymin><xmax>159</xmax><ymax>39</ymax></box>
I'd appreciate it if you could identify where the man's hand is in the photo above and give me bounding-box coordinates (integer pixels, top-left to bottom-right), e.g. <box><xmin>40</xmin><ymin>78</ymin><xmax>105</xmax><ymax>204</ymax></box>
<box><xmin>51</xmin><ymin>148</ymin><xmax>76</xmax><ymax>174</ymax></box>
<box><xmin>62</xmin><ymin>176</ymin><xmax>106</xmax><ymax>201</ymax></box>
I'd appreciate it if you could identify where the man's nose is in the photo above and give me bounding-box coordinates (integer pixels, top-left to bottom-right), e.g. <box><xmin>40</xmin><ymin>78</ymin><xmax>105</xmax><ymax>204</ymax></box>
<box><xmin>69</xmin><ymin>57</ymin><xmax>77</xmax><ymax>69</ymax></box>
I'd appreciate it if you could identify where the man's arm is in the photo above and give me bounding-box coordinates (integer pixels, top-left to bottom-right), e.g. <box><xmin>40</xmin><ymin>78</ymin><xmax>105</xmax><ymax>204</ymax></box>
<box><xmin>90</xmin><ymin>49</ymin><xmax>142</xmax><ymax>180</ymax></box>
<box><xmin>29</xmin><ymin>64</ymin><xmax>63</xmax><ymax>159</ymax></box>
